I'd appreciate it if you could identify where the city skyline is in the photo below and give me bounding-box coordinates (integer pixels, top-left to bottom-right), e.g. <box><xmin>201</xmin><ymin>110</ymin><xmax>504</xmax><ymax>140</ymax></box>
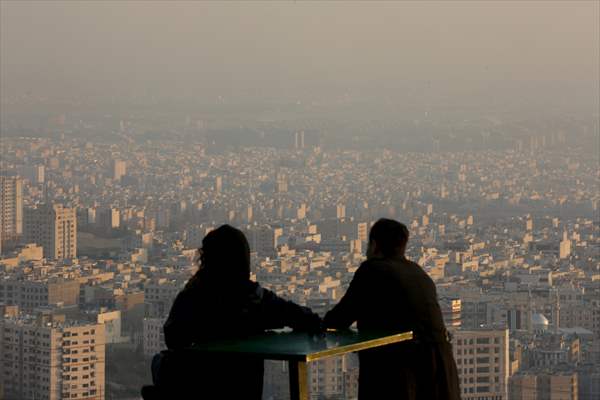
<box><xmin>0</xmin><ymin>1</ymin><xmax>598</xmax><ymax>400</ymax></box>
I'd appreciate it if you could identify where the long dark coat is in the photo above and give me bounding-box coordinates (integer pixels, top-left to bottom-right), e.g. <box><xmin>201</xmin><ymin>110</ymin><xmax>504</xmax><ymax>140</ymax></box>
<box><xmin>155</xmin><ymin>270</ymin><xmax>320</xmax><ymax>399</ymax></box>
<box><xmin>324</xmin><ymin>256</ymin><xmax>461</xmax><ymax>400</ymax></box>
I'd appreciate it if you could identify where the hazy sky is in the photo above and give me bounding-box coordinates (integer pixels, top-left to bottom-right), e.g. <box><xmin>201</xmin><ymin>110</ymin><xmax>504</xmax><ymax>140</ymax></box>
<box><xmin>1</xmin><ymin>1</ymin><xmax>598</xmax><ymax>108</ymax></box>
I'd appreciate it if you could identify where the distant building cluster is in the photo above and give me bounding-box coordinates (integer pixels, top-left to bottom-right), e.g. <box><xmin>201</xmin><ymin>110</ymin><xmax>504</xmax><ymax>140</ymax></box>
<box><xmin>0</xmin><ymin>119</ymin><xmax>598</xmax><ymax>400</ymax></box>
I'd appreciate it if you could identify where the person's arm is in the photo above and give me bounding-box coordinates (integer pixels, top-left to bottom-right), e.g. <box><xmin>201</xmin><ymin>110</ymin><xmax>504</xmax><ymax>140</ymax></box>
<box><xmin>323</xmin><ymin>264</ymin><xmax>367</xmax><ymax>329</ymax></box>
<box><xmin>257</xmin><ymin>286</ymin><xmax>322</xmax><ymax>332</ymax></box>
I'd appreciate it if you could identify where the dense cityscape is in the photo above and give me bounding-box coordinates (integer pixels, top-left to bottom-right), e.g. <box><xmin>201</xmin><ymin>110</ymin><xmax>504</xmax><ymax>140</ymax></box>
<box><xmin>1</xmin><ymin>1</ymin><xmax>599</xmax><ymax>400</ymax></box>
<box><xmin>0</xmin><ymin>104</ymin><xmax>598</xmax><ymax>399</ymax></box>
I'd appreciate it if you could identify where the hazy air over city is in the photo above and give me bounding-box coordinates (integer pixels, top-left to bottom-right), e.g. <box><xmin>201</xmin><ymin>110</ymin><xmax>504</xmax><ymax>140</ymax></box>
<box><xmin>0</xmin><ymin>2</ymin><xmax>598</xmax><ymax>400</ymax></box>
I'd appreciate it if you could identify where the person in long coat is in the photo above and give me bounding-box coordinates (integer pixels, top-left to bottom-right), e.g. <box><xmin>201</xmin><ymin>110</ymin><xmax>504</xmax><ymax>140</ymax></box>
<box><xmin>152</xmin><ymin>224</ymin><xmax>320</xmax><ymax>399</ymax></box>
<box><xmin>324</xmin><ymin>218</ymin><xmax>461</xmax><ymax>400</ymax></box>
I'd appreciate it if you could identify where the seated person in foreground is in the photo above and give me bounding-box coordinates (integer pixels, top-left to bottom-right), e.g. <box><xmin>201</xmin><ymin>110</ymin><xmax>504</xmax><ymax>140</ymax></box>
<box><xmin>324</xmin><ymin>218</ymin><xmax>460</xmax><ymax>400</ymax></box>
<box><xmin>151</xmin><ymin>225</ymin><xmax>320</xmax><ymax>399</ymax></box>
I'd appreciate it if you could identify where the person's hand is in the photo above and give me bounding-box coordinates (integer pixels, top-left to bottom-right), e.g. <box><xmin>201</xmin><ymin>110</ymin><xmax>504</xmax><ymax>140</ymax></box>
<box><xmin>293</xmin><ymin>311</ymin><xmax>324</xmax><ymax>334</ymax></box>
<box><xmin>306</xmin><ymin>313</ymin><xmax>324</xmax><ymax>334</ymax></box>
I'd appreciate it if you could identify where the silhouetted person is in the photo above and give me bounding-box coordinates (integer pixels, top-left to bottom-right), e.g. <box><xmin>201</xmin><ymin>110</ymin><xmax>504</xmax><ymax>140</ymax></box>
<box><xmin>324</xmin><ymin>218</ymin><xmax>460</xmax><ymax>400</ymax></box>
<box><xmin>150</xmin><ymin>225</ymin><xmax>320</xmax><ymax>399</ymax></box>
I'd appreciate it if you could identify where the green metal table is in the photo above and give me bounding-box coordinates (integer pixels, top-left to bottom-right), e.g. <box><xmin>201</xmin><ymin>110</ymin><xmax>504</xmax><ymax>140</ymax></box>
<box><xmin>190</xmin><ymin>329</ymin><xmax>413</xmax><ymax>400</ymax></box>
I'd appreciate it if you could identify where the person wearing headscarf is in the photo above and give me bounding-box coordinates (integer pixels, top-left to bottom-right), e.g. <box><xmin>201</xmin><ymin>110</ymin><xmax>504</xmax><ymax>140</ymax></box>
<box><xmin>152</xmin><ymin>225</ymin><xmax>320</xmax><ymax>399</ymax></box>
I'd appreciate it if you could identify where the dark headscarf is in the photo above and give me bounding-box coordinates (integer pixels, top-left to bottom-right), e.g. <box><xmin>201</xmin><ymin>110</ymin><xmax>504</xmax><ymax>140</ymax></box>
<box><xmin>186</xmin><ymin>225</ymin><xmax>251</xmax><ymax>289</ymax></box>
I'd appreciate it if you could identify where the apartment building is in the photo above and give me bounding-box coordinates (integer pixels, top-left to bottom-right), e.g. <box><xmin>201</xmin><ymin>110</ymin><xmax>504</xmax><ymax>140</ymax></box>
<box><xmin>0</xmin><ymin>316</ymin><xmax>105</xmax><ymax>400</ymax></box>
<box><xmin>0</xmin><ymin>278</ymin><xmax>80</xmax><ymax>311</ymax></box>
<box><xmin>309</xmin><ymin>356</ymin><xmax>347</xmax><ymax>399</ymax></box>
<box><xmin>441</xmin><ymin>297</ymin><xmax>462</xmax><ymax>328</ymax></box>
<box><xmin>143</xmin><ymin>279</ymin><xmax>182</xmax><ymax>318</ymax></box>
<box><xmin>510</xmin><ymin>371</ymin><xmax>578</xmax><ymax>400</ymax></box>
<box><xmin>24</xmin><ymin>204</ymin><xmax>77</xmax><ymax>260</ymax></box>
<box><xmin>452</xmin><ymin>328</ymin><xmax>510</xmax><ymax>400</ymax></box>
<box><xmin>142</xmin><ymin>317</ymin><xmax>166</xmax><ymax>357</ymax></box>
<box><xmin>0</xmin><ymin>176</ymin><xmax>23</xmax><ymax>254</ymax></box>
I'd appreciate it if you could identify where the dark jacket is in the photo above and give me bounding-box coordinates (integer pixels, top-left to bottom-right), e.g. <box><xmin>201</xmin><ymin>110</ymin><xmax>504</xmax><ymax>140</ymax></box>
<box><xmin>324</xmin><ymin>256</ymin><xmax>460</xmax><ymax>400</ymax></box>
<box><xmin>155</xmin><ymin>270</ymin><xmax>320</xmax><ymax>399</ymax></box>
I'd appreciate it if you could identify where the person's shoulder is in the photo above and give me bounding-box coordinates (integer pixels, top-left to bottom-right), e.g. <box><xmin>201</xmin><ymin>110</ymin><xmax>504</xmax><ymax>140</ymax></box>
<box><xmin>356</xmin><ymin>258</ymin><xmax>397</xmax><ymax>278</ymax></box>
<box><xmin>402</xmin><ymin>259</ymin><xmax>437</xmax><ymax>289</ymax></box>
<box><xmin>174</xmin><ymin>285</ymin><xmax>194</xmax><ymax>301</ymax></box>
<box><xmin>359</xmin><ymin>257</ymin><xmax>391</xmax><ymax>269</ymax></box>
<box><xmin>248</xmin><ymin>280</ymin><xmax>263</xmax><ymax>296</ymax></box>
<box><xmin>407</xmin><ymin>258</ymin><xmax>428</xmax><ymax>272</ymax></box>
<box><xmin>394</xmin><ymin>256</ymin><xmax>420</xmax><ymax>270</ymax></box>
<box><xmin>247</xmin><ymin>280</ymin><xmax>274</xmax><ymax>303</ymax></box>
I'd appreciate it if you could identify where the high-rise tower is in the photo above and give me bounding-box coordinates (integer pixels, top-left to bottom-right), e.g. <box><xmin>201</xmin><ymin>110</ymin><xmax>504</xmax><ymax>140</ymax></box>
<box><xmin>24</xmin><ymin>204</ymin><xmax>77</xmax><ymax>260</ymax></box>
<box><xmin>0</xmin><ymin>176</ymin><xmax>23</xmax><ymax>254</ymax></box>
